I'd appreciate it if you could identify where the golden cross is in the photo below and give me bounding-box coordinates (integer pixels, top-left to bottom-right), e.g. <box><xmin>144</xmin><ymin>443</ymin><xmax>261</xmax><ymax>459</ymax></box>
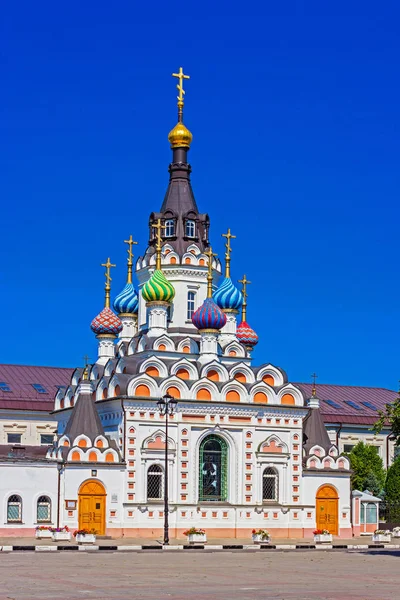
<box><xmin>238</xmin><ymin>274</ymin><xmax>251</xmax><ymax>300</ymax></box>
<box><xmin>83</xmin><ymin>355</ymin><xmax>90</xmax><ymax>367</ymax></box>
<box><xmin>222</xmin><ymin>228</ymin><xmax>236</xmax><ymax>277</ymax></box>
<box><xmin>311</xmin><ymin>372</ymin><xmax>318</xmax><ymax>397</ymax></box>
<box><xmin>172</xmin><ymin>66</ymin><xmax>190</xmax><ymax>106</ymax></box>
<box><xmin>101</xmin><ymin>257</ymin><xmax>116</xmax><ymax>308</ymax></box>
<box><xmin>152</xmin><ymin>219</ymin><xmax>166</xmax><ymax>270</ymax></box>
<box><xmin>124</xmin><ymin>235</ymin><xmax>138</xmax><ymax>284</ymax></box>
<box><xmin>204</xmin><ymin>246</ymin><xmax>217</xmax><ymax>298</ymax></box>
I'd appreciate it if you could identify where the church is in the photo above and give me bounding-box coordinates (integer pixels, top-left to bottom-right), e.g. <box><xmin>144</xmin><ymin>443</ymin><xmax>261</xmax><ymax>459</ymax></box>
<box><xmin>0</xmin><ymin>68</ymin><xmax>353</xmax><ymax>539</ymax></box>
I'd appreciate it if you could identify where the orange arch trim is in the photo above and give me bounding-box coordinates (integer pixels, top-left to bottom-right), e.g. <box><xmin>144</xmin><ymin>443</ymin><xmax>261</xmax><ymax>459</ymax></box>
<box><xmin>254</xmin><ymin>392</ymin><xmax>268</xmax><ymax>404</ymax></box>
<box><xmin>234</xmin><ymin>372</ymin><xmax>246</xmax><ymax>383</ymax></box>
<box><xmin>114</xmin><ymin>385</ymin><xmax>121</xmax><ymax>397</ymax></box>
<box><xmin>207</xmin><ymin>369</ymin><xmax>219</xmax><ymax>382</ymax></box>
<box><xmin>105</xmin><ymin>453</ymin><xmax>115</xmax><ymax>463</ymax></box>
<box><xmin>71</xmin><ymin>451</ymin><xmax>80</xmax><ymax>461</ymax></box>
<box><xmin>176</xmin><ymin>368</ymin><xmax>190</xmax><ymax>380</ymax></box>
<box><xmin>199</xmin><ymin>258</ymin><xmax>205</xmax><ymax>266</ymax></box>
<box><xmin>158</xmin><ymin>344</ymin><xmax>166</xmax><ymax>351</ymax></box>
<box><xmin>196</xmin><ymin>388</ymin><xmax>211</xmax><ymax>401</ymax></box>
<box><xmin>135</xmin><ymin>384</ymin><xmax>150</xmax><ymax>397</ymax></box>
<box><xmin>184</xmin><ymin>257</ymin><xmax>191</xmax><ymax>264</ymax></box>
<box><xmin>78</xmin><ymin>439</ymin><xmax>87</xmax><ymax>448</ymax></box>
<box><xmin>89</xmin><ymin>451</ymin><xmax>98</xmax><ymax>461</ymax></box>
<box><xmin>146</xmin><ymin>366</ymin><xmax>160</xmax><ymax>377</ymax></box>
<box><xmin>182</xmin><ymin>345</ymin><xmax>190</xmax><ymax>353</ymax></box>
<box><xmin>170</xmin><ymin>256</ymin><xmax>177</xmax><ymax>264</ymax></box>
<box><xmin>229</xmin><ymin>350</ymin><xmax>237</xmax><ymax>357</ymax></box>
<box><xmin>262</xmin><ymin>374</ymin><xmax>275</xmax><ymax>386</ymax></box>
<box><xmin>281</xmin><ymin>393</ymin><xmax>295</xmax><ymax>405</ymax></box>
<box><xmin>96</xmin><ymin>439</ymin><xmax>104</xmax><ymax>448</ymax></box>
<box><xmin>167</xmin><ymin>386</ymin><xmax>181</xmax><ymax>399</ymax></box>
<box><xmin>226</xmin><ymin>390</ymin><xmax>240</xmax><ymax>402</ymax></box>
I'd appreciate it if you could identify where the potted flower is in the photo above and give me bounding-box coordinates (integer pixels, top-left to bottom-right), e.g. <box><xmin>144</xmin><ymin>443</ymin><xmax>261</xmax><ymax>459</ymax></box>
<box><xmin>183</xmin><ymin>527</ymin><xmax>207</xmax><ymax>544</ymax></box>
<box><xmin>252</xmin><ymin>529</ymin><xmax>270</xmax><ymax>544</ymax></box>
<box><xmin>50</xmin><ymin>526</ymin><xmax>71</xmax><ymax>542</ymax></box>
<box><xmin>35</xmin><ymin>526</ymin><xmax>53</xmax><ymax>539</ymax></box>
<box><xmin>313</xmin><ymin>529</ymin><xmax>333</xmax><ymax>543</ymax></box>
<box><xmin>372</xmin><ymin>529</ymin><xmax>391</xmax><ymax>543</ymax></box>
<box><xmin>392</xmin><ymin>527</ymin><xmax>400</xmax><ymax>538</ymax></box>
<box><xmin>73</xmin><ymin>528</ymin><xmax>97</xmax><ymax>545</ymax></box>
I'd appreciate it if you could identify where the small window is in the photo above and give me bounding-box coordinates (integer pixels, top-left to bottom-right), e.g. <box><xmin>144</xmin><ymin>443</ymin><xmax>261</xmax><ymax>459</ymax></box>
<box><xmin>263</xmin><ymin>467</ymin><xmax>278</xmax><ymax>502</ymax></box>
<box><xmin>37</xmin><ymin>496</ymin><xmax>51</xmax><ymax>522</ymax></box>
<box><xmin>165</xmin><ymin>219</ymin><xmax>175</xmax><ymax>237</ymax></box>
<box><xmin>185</xmin><ymin>220</ymin><xmax>195</xmax><ymax>237</ymax></box>
<box><xmin>32</xmin><ymin>384</ymin><xmax>48</xmax><ymax>394</ymax></box>
<box><xmin>7</xmin><ymin>433</ymin><xmax>21</xmax><ymax>444</ymax></box>
<box><xmin>40</xmin><ymin>434</ymin><xmax>54</xmax><ymax>445</ymax></box>
<box><xmin>7</xmin><ymin>495</ymin><xmax>22</xmax><ymax>522</ymax></box>
<box><xmin>187</xmin><ymin>291</ymin><xmax>196</xmax><ymax>319</ymax></box>
<box><xmin>343</xmin><ymin>444</ymin><xmax>355</xmax><ymax>453</ymax></box>
<box><xmin>147</xmin><ymin>465</ymin><xmax>163</xmax><ymax>500</ymax></box>
<box><xmin>0</xmin><ymin>382</ymin><xmax>11</xmax><ymax>392</ymax></box>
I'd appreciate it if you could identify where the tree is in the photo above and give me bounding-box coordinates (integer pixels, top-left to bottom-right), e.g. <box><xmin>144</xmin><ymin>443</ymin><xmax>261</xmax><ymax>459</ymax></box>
<box><xmin>346</xmin><ymin>441</ymin><xmax>386</xmax><ymax>493</ymax></box>
<box><xmin>385</xmin><ymin>457</ymin><xmax>400</xmax><ymax>504</ymax></box>
<box><xmin>374</xmin><ymin>392</ymin><xmax>400</xmax><ymax>445</ymax></box>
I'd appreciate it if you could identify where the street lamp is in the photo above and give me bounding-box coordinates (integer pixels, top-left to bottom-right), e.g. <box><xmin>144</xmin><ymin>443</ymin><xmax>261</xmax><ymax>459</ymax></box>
<box><xmin>157</xmin><ymin>392</ymin><xmax>178</xmax><ymax>545</ymax></box>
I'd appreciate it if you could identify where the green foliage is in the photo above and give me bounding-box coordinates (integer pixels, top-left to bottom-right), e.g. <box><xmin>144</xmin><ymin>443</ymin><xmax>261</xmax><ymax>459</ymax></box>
<box><xmin>374</xmin><ymin>395</ymin><xmax>400</xmax><ymax>445</ymax></box>
<box><xmin>346</xmin><ymin>441</ymin><xmax>386</xmax><ymax>494</ymax></box>
<box><xmin>385</xmin><ymin>457</ymin><xmax>400</xmax><ymax>504</ymax></box>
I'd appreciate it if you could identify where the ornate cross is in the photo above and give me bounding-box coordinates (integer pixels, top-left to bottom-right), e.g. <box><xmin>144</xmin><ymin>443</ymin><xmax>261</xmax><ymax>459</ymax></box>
<box><xmin>101</xmin><ymin>258</ymin><xmax>116</xmax><ymax>308</ymax></box>
<box><xmin>124</xmin><ymin>235</ymin><xmax>138</xmax><ymax>283</ymax></box>
<box><xmin>152</xmin><ymin>219</ymin><xmax>166</xmax><ymax>270</ymax></box>
<box><xmin>83</xmin><ymin>355</ymin><xmax>90</xmax><ymax>367</ymax></box>
<box><xmin>222</xmin><ymin>228</ymin><xmax>236</xmax><ymax>277</ymax></box>
<box><xmin>172</xmin><ymin>67</ymin><xmax>190</xmax><ymax>106</ymax></box>
<box><xmin>311</xmin><ymin>372</ymin><xmax>318</xmax><ymax>397</ymax></box>
<box><xmin>238</xmin><ymin>274</ymin><xmax>251</xmax><ymax>321</ymax></box>
<box><xmin>204</xmin><ymin>246</ymin><xmax>217</xmax><ymax>298</ymax></box>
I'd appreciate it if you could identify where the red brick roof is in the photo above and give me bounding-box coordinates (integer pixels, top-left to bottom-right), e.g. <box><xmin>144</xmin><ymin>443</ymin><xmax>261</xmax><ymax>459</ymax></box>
<box><xmin>295</xmin><ymin>382</ymin><xmax>397</xmax><ymax>426</ymax></box>
<box><xmin>0</xmin><ymin>364</ymin><xmax>73</xmax><ymax>411</ymax></box>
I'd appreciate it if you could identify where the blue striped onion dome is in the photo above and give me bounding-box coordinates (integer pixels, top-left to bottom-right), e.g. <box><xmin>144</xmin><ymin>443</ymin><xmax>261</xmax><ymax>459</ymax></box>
<box><xmin>90</xmin><ymin>307</ymin><xmax>123</xmax><ymax>336</ymax></box>
<box><xmin>237</xmin><ymin>320</ymin><xmax>258</xmax><ymax>347</ymax></box>
<box><xmin>213</xmin><ymin>277</ymin><xmax>243</xmax><ymax>311</ymax></box>
<box><xmin>113</xmin><ymin>283</ymin><xmax>139</xmax><ymax>314</ymax></box>
<box><xmin>142</xmin><ymin>269</ymin><xmax>175</xmax><ymax>303</ymax></box>
<box><xmin>192</xmin><ymin>297</ymin><xmax>227</xmax><ymax>331</ymax></box>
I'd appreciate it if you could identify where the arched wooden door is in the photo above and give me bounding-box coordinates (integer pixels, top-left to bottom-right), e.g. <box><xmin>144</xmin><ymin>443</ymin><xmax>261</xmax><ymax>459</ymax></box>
<box><xmin>316</xmin><ymin>484</ymin><xmax>338</xmax><ymax>535</ymax></box>
<box><xmin>78</xmin><ymin>480</ymin><xmax>106</xmax><ymax>535</ymax></box>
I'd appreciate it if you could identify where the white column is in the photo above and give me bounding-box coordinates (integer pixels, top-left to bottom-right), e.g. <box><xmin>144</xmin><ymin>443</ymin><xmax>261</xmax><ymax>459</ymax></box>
<box><xmin>198</xmin><ymin>330</ymin><xmax>219</xmax><ymax>365</ymax></box>
<box><xmin>218</xmin><ymin>310</ymin><xmax>238</xmax><ymax>346</ymax></box>
<box><xmin>96</xmin><ymin>334</ymin><xmax>116</xmax><ymax>365</ymax></box>
<box><xmin>146</xmin><ymin>302</ymin><xmax>169</xmax><ymax>337</ymax></box>
<box><xmin>118</xmin><ymin>314</ymin><xmax>138</xmax><ymax>341</ymax></box>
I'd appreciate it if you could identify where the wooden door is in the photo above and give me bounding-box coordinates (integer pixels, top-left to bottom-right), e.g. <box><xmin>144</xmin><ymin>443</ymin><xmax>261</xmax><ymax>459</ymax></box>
<box><xmin>316</xmin><ymin>485</ymin><xmax>338</xmax><ymax>535</ymax></box>
<box><xmin>78</xmin><ymin>480</ymin><xmax>106</xmax><ymax>535</ymax></box>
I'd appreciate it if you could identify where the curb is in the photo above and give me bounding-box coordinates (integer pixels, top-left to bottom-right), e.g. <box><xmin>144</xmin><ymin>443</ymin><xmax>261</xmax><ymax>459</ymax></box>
<box><xmin>1</xmin><ymin>543</ymin><xmax>400</xmax><ymax>552</ymax></box>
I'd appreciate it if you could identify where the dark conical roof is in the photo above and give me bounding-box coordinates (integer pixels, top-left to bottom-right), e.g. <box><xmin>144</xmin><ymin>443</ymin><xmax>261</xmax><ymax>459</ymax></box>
<box><xmin>63</xmin><ymin>383</ymin><xmax>105</xmax><ymax>443</ymax></box>
<box><xmin>303</xmin><ymin>400</ymin><xmax>332</xmax><ymax>455</ymax></box>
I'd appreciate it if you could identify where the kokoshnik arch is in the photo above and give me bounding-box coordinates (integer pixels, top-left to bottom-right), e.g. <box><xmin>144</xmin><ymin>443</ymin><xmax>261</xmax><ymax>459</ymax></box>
<box><xmin>0</xmin><ymin>67</ymin><xmax>354</xmax><ymax>539</ymax></box>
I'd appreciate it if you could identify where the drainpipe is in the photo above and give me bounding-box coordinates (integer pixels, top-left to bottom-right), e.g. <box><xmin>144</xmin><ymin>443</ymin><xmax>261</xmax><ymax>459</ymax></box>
<box><xmin>56</xmin><ymin>461</ymin><xmax>64</xmax><ymax>528</ymax></box>
<box><xmin>120</xmin><ymin>397</ymin><xmax>126</xmax><ymax>461</ymax></box>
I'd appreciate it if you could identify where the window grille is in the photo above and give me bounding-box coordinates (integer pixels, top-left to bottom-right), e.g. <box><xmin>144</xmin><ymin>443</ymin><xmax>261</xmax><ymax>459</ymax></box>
<box><xmin>165</xmin><ymin>220</ymin><xmax>175</xmax><ymax>237</ymax></box>
<box><xmin>7</xmin><ymin>495</ymin><xmax>22</xmax><ymax>522</ymax></box>
<box><xmin>187</xmin><ymin>291</ymin><xmax>196</xmax><ymax>319</ymax></box>
<box><xmin>262</xmin><ymin>467</ymin><xmax>278</xmax><ymax>501</ymax></box>
<box><xmin>199</xmin><ymin>435</ymin><xmax>228</xmax><ymax>501</ymax></box>
<box><xmin>147</xmin><ymin>465</ymin><xmax>163</xmax><ymax>500</ymax></box>
<box><xmin>185</xmin><ymin>220</ymin><xmax>195</xmax><ymax>237</ymax></box>
<box><xmin>37</xmin><ymin>496</ymin><xmax>51</xmax><ymax>522</ymax></box>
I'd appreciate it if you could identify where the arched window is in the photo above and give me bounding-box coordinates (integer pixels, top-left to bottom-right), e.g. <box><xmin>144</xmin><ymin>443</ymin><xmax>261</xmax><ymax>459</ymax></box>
<box><xmin>187</xmin><ymin>291</ymin><xmax>196</xmax><ymax>319</ymax></box>
<box><xmin>37</xmin><ymin>495</ymin><xmax>51</xmax><ymax>522</ymax></box>
<box><xmin>165</xmin><ymin>219</ymin><xmax>175</xmax><ymax>237</ymax></box>
<box><xmin>199</xmin><ymin>435</ymin><xmax>228</xmax><ymax>502</ymax></box>
<box><xmin>262</xmin><ymin>467</ymin><xmax>278</xmax><ymax>502</ymax></box>
<box><xmin>185</xmin><ymin>220</ymin><xmax>195</xmax><ymax>238</ymax></box>
<box><xmin>7</xmin><ymin>494</ymin><xmax>22</xmax><ymax>522</ymax></box>
<box><xmin>147</xmin><ymin>465</ymin><xmax>163</xmax><ymax>500</ymax></box>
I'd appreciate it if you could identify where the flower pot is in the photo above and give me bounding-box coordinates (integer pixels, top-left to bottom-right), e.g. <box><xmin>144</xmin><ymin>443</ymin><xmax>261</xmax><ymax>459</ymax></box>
<box><xmin>392</xmin><ymin>531</ymin><xmax>400</xmax><ymax>538</ymax></box>
<box><xmin>314</xmin><ymin>534</ymin><xmax>332</xmax><ymax>544</ymax></box>
<box><xmin>372</xmin><ymin>534</ymin><xmax>391</xmax><ymax>543</ymax></box>
<box><xmin>252</xmin><ymin>534</ymin><xmax>270</xmax><ymax>544</ymax></box>
<box><xmin>51</xmin><ymin>531</ymin><xmax>71</xmax><ymax>542</ymax></box>
<box><xmin>76</xmin><ymin>534</ymin><xmax>96</xmax><ymax>545</ymax></box>
<box><xmin>188</xmin><ymin>533</ymin><xmax>207</xmax><ymax>545</ymax></box>
<box><xmin>35</xmin><ymin>529</ymin><xmax>52</xmax><ymax>539</ymax></box>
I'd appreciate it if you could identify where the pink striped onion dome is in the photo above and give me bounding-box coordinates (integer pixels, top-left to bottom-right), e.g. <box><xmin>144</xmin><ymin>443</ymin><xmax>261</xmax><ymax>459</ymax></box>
<box><xmin>90</xmin><ymin>307</ymin><xmax>123</xmax><ymax>336</ymax></box>
<box><xmin>237</xmin><ymin>320</ymin><xmax>258</xmax><ymax>348</ymax></box>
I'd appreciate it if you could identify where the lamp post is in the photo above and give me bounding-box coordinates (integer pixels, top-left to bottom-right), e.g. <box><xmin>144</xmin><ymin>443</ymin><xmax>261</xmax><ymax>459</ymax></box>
<box><xmin>157</xmin><ymin>392</ymin><xmax>178</xmax><ymax>545</ymax></box>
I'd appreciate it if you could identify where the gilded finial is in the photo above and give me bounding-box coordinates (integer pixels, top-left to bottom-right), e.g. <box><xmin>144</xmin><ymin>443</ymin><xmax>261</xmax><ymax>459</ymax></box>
<box><xmin>204</xmin><ymin>246</ymin><xmax>217</xmax><ymax>298</ymax></box>
<box><xmin>311</xmin><ymin>373</ymin><xmax>318</xmax><ymax>397</ymax></box>
<box><xmin>82</xmin><ymin>355</ymin><xmax>90</xmax><ymax>381</ymax></box>
<box><xmin>168</xmin><ymin>67</ymin><xmax>193</xmax><ymax>149</ymax></box>
<box><xmin>152</xmin><ymin>219</ymin><xmax>166</xmax><ymax>270</ymax></box>
<box><xmin>238</xmin><ymin>275</ymin><xmax>251</xmax><ymax>321</ymax></box>
<box><xmin>101</xmin><ymin>257</ymin><xmax>116</xmax><ymax>308</ymax></box>
<box><xmin>124</xmin><ymin>235</ymin><xmax>138</xmax><ymax>284</ymax></box>
<box><xmin>222</xmin><ymin>228</ymin><xmax>236</xmax><ymax>278</ymax></box>
<box><xmin>172</xmin><ymin>66</ymin><xmax>190</xmax><ymax>122</ymax></box>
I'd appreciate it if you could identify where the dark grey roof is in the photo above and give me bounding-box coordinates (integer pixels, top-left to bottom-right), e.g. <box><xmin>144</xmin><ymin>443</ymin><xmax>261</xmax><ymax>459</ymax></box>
<box><xmin>64</xmin><ymin>388</ymin><xmax>106</xmax><ymax>443</ymax></box>
<box><xmin>303</xmin><ymin>404</ymin><xmax>332</xmax><ymax>454</ymax></box>
<box><xmin>0</xmin><ymin>445</ymin><xmax>50</xmax><ymax>462</ymax></box>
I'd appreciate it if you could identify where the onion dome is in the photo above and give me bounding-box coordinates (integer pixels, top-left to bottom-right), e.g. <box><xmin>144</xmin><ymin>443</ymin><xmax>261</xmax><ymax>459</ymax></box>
<box><xmin>213</xmin><ymin>277</ymin><xmax>243</xmax><ymax>311</ymax></box>
<box><xmin>113</xmin><ymin>283</ymin><xmax>139</xmax><ymax>315</ymax></box>
<box><xmin>142</xmin><ymin>269</ymin><xmax>175</xmax><ymax>303</ymax></box>
<box><xmin>91</xmin><ymin>307</ymin><xmax>123</xmax><ymax>336</ymax></box>
<box><xmin>237</xmin><ymin>321</ymin><xmax>258</xmax><ymax>348</ymax></box>
<box><xmin>168</xmin><ymin>122</ymin><xmax>193</xmax><ymax>149</ymax></box>
<box><xmin>192</xmin><ymin>297</ymin><xmax>227</xmax><ymax>331</ymax></box>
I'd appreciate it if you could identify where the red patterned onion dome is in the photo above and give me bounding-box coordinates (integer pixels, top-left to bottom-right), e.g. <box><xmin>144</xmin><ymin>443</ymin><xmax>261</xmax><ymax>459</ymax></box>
<box><xmin>237</xmin><ymin>320</ymin><xmax>258</xmax><ymax>348</ymax></box>
<box><xmin>90</xmin><ymin>307</ymin><xmax>123</xmax><ymax>336</ymax></box>
<box><xmin>192</xmin><ymin>297</ymin><xmax>227</xmax><ymax>331</ymax></box>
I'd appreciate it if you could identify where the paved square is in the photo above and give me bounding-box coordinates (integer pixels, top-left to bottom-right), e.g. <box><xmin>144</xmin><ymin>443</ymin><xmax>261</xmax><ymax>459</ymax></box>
<box><xmin>0</xmin><ymin>550</ymin><xmax>399</xmax><ymax>599</ymax></box>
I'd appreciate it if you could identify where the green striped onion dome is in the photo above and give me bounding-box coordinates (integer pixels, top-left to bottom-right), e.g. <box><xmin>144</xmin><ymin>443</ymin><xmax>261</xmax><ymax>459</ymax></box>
<box><xmin>141</xmin><ymin>269</ymin><xmax>175</xmax><ymax>303</ymax></box>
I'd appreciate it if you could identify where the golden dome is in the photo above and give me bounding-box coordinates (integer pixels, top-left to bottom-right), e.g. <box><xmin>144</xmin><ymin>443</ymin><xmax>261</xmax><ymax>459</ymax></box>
<box><xmin>168</xmin><ymin>121</ymin><xmax>193</xmax><ymax>148</ymax></box>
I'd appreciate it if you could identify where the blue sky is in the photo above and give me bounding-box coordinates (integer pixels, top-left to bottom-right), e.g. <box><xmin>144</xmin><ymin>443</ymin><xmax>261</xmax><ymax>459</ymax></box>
<box><xmin>1</xmin><ymin>1</ymin><xmax>399</xmax><ymax>389</ymax></box>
